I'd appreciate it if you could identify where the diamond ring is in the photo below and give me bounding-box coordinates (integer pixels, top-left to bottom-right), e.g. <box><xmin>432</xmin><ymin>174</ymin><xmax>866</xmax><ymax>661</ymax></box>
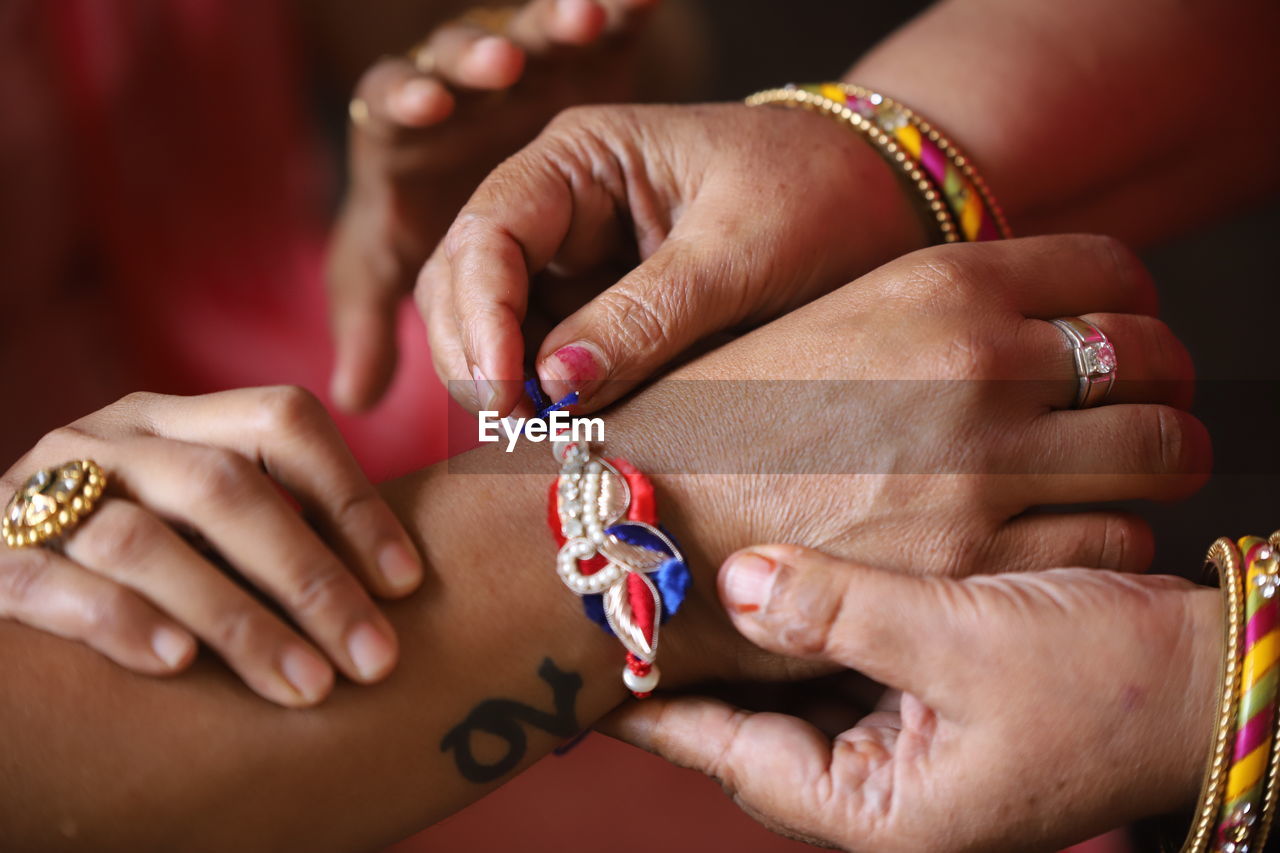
<box><xmin>1051</xmin><ymin>317</ymin><xmax>1117</xmax><ymax>409</ymax></box>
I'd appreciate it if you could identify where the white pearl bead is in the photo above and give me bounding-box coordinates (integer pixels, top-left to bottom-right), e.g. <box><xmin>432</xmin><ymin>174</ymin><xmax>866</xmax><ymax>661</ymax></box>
<box><xmin>622</xmin><ymin>664</ymin><xmax>660</xmax><ymax>694</ymax></box>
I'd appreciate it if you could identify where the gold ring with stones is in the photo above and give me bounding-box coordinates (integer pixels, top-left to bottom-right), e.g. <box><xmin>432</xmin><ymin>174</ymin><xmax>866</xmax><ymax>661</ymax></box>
<box><xmin>3</xmin><ymin>460</ymin><xmax>107</xmax><ymax>548</ymax></box>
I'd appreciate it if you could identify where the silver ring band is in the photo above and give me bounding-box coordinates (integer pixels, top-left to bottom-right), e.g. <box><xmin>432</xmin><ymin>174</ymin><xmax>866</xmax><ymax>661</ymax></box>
<box><xmin>1051</xmin><ymin>317</ymin><xmax>1116</xmax><ymax>409</ymax></box>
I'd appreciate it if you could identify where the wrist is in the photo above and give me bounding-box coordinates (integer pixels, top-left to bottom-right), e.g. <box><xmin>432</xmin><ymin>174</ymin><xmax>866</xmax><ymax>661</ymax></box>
<box><xmin>1175</xmin><ymin>587</ymin><xmax>1227</xmax><ymax>808</ymax></box>
<box><xmin>757</xmin><ymin>103</ymin><xmax>931</xmax><ymax>279</ymax></box>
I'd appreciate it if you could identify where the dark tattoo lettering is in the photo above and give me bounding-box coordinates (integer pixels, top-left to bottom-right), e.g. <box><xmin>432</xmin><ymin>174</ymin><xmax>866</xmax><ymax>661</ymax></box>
<box><xmin>441</xmin><ymin>657</ymin><xmax>583</xmax><ymax>783</ymax></box>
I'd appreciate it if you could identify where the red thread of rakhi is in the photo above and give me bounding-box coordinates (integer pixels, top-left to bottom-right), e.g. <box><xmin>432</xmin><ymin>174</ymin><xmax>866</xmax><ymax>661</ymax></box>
<box><xmin>549</xmin><ymin>449</ymin><xmax>677</xmax><ymax>698</ymax></box>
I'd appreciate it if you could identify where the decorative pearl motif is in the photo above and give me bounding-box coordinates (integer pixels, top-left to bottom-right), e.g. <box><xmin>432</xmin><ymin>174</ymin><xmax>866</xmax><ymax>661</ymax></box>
<box><xmin>622</xmin><ymin>663</ymin><xmax>660</xmax><ymax>694</ymax></box>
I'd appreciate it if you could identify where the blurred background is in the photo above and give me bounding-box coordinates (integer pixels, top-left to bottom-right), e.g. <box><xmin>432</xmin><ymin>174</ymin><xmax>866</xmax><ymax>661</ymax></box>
<box><xmin>2</xmin><ymin>0</ymin><xmax>1274</xmax><ymax>850</ymax></box>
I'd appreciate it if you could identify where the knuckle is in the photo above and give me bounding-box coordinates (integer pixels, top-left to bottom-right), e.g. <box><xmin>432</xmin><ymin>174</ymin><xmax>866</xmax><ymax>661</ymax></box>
<box><xmin>286</xmin><ymin>563</ymin><xmax>359</xmax><ymax>620</ymax></box>
<box><xmin>208</xmin><ymin>606</ymin><xmax>266</xmax><ymax>654</ymax></box>
<box><xmin>76</xmin><ymin>504</ymin><xmax>158</xmax><ymax>568</ymax></box>
<box><xmin>32</xmin><ymin>424</ymin><xmax>92</xmax><ymax>459</ymax></box>
<box><xmin>118</xmin><ymin>390</ymin><xmax>162</xmax><ymax>409</ymax></box>
<box><xmin>254</xmin><ymin>385</ymin><xmax>323</xmax><ymax>434</ymax></box>
<box><xmin>0</xmin><ymin>555</ymin><xmax>48</xmax><ymax>612</ymax></box>
<box><xmin>1129</xmin><ymin>405</ymin><xmax>1194</xmax><ymax>474</ymax></box>
<box><xmin>82</xmin><ymin>584</ymin><xmax>137</xmax><ymax>636</ymax></box>
<box><xmin>187</xmin><ymin>447</ymin><xmax>257</xmax><ymax>508</ymax></box>
<box><xmin>441</xmin><ymin>211</ymin><xmax>494</xmax><ymax>260</ymax></box>
<box><xmin>937</xmin><ymin>531</ymin><xmax>987</xmax><ymax>578</ymax></box>
<box><xmin>1096</xmin><ymin>515</ymin><xmax>1151</xmax><ymax>571</ymax></box>
<box><xmin>593</xmin><ymin>287</ymin><xmax>671</xmax><ymax>356</ymax></box>
<box><xmin>887</xmin><ymin>245</ymin><xmax>985</xmax><ymax>303</ymax></box>
<box><xmin>546</xmin><ymin>104</ymin><xmax>600</xmax><ymax>132</ymax></box>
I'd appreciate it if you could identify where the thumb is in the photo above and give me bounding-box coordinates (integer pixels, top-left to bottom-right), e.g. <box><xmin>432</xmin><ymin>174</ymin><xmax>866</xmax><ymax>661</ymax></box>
<box><xmin>534</xmin><ymin>232</ymin><xmax>756</xmax><ymax>411</ymax></box>
<box><xmin>717</xmin><ymin>545</ymin><xmax>955</xmax><ymax>699</ymax></box>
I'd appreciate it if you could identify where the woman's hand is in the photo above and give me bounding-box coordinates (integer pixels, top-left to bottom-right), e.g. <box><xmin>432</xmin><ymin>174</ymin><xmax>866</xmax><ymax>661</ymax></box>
<box><xmin>530</xmin><ymin>234</ymin><xmax>1213</xmax><ymax>692</ymax></box>
<box><xmin>326</xmin><ymin>0</ymin><xmax>670</xmax><ymax>413</ymax></box>
<box><xmin>609</xmin><ymin>544</ymin><xmax>1219</xmax><ymax>852</ymax></box>
<box><xmin>419</xmin><ymin>101</ymin><xmax>929</xmax><ymax>415</ymax></box>
<box><xmin>0</xmin><ymin>387</ymin><xmax>423</xmax><ymax>707</ymax></box>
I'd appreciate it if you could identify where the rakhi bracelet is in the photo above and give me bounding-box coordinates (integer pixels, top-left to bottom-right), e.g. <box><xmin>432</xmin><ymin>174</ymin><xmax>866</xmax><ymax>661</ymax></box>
<box><xmin>746</xmin><ymin>83</ymin><xmax>1012</xmax><ymax>244</ymax></box>
<box><xmin>1212</xmin><ymin>536</ymin><xmax>1280</xmax><ymax>853</ymax></box>
<box><xmin>548</xmin><ymin>438</ymin><xmax>691</xmax><ymax>698</ymax></box>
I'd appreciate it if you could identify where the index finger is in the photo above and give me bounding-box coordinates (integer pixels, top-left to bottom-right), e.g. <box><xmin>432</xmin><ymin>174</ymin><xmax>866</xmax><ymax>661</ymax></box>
<box><xmin>131</xmin><ymin>388</ymin><xmax>424</xmax><ymax>599</ymax></box>
<box><xmin>424</xmin><ymin>145</ymin><xmax>577</xmax><ymax>414</ymax></box>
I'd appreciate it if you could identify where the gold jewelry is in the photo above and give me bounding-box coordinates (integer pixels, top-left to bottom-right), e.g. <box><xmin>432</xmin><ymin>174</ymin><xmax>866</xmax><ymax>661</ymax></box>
<box><xmin>747</xmin><ymin>85</ymin><xmax>958</xmax><ymax>242</ymax></box>
<box><xmin>3</xmin><ymin>460</ymin><xmax>107</xmax><ymax>549</ymax></box>
<box><xmin>348</xmin><ymin>96</ymin><xmax>371</xmax><ymax>128</ymax></box>
<box><xmin>1184</xmin><ymin>538</ymin><xmax>1247</xmax><ymax>852</ymax></box>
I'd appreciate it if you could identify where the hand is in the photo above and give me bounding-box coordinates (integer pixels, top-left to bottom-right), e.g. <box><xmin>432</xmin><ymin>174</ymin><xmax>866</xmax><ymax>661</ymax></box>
<box><xmin>608</xmin><ymin>544</ymin><xmax>1219</xmax><ymax>852</ymax></box>
<box><xmin>0</xmin><ymin>387</ymin><xmax>423</xmax><ymax>707</ymax></box>
<box><xmin>562</xmin><ymin>236</ymin><xmax>1211</xmax><ymax>684</ymax></box>
<box><xmin>419</xmin><ymin>100</ymin><xmax>930</xmax><ymax>416</ymax></box>
<box><xmin>326</xmin><ymin>0</ymin><xmax>666</xmax><ymax>413</ymax></box>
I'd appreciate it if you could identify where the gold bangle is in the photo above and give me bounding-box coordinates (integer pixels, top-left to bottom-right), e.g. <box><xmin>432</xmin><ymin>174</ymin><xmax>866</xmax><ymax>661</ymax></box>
<box><xmin>746</xmin><ymin>86</ymin><xmax>958</xmax><ymax>243</ymax></box>
<box><xmin>1184</xmin><ymin>537</ymin><xmax>1247</xmax><ymax>853</ymax></box>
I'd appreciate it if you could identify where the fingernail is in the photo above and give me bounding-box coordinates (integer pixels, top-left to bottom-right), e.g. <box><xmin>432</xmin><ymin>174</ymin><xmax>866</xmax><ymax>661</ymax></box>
<box><xmin>470</xmin><ymin>35</ymin><xmax>510</xmax><ymax>61</ymax></box>
<box><xmin>281</xmin><ymin>647</ymin><xmax>332</xmax><ymax>703</ymax></box>
<box><xmin>471</xmin><ymin>365</ymin><xmax>499</xmax><ymax>410</ymax></box>
<box><xmin>722</xmin><ymin>552</ymin><xmax>777</xmax><ymax>614</ymax></box>
<box><xmin>151</xmin><ymin>627</ymin><xmax>194</xmax><ymax>668</ymax></box>
<box><xmin>347</xmin><ymin>622</ymin><xmax>396</xmax><ymax>682</ymax></box>
<box><xmin>389</xmin><ymin>78</ymin><xmax>439</xmax><ymax>119</ymax></box>
<box><xmin>556</xmin><ymin>0</ymin><xmax>592</xmax><ymax>22</ymax></box>
<box><xmin>541</xmin><ymin>343</ymin><xmax>603</xmax><ymax>398</ymax></box>
<box><xmin>378</xmin><ymin>541</ymin><xmax>422</xmax><ymax>594</ymax></box>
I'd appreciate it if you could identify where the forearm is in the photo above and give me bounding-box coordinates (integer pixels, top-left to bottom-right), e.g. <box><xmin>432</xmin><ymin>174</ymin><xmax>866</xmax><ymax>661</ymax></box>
<box><xmin>848</xmin><ymin>0</ymin><xmax>1280</xmax><ymax>244</ymax></box>
<box><xmin>0</xmin><ymin>406</ymin><xmax>730</xmax><ymax>851</ymax></box>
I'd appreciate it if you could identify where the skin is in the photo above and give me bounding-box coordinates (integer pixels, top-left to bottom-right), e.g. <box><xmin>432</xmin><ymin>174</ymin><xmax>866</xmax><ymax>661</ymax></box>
<box><xmin>0</xmin><ymin>237</ymin><xmax>1208</xmax><ymax>849</ymax></box>
<box><xmin>413</xmin><ymin>0</ymin><xmax>1280</xmax><ymax>418</ymax></box>
<box><xmin>325</xmin><ymin>0</ymin><xmax>699</xmax><ymax>412</ymax></box>
<box><xmin>606</xmin><ymin>544</ymin><xmax>1221</xmax><ymax>853</ymax></box>
<box><xmin>0</xmin><ymin>388</ymin><xmax>423</xmax><ymax>707</ymax></box>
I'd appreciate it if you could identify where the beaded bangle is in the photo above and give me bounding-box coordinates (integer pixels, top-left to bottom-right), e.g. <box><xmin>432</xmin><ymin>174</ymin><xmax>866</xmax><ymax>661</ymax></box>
<box><xmin>1212</xmin><ymin>537</ymin><xmax>1280</xmax><ymax>852</ymax></box>
<box><xmin>548</xmin><ymin>438</ymin><xmax>691</xmax><ymax>698</ymax></box>
<box><xmin>746</xmin><ymin>83</ymin><xmax>1012</xmax><ymax>244</ymax></box>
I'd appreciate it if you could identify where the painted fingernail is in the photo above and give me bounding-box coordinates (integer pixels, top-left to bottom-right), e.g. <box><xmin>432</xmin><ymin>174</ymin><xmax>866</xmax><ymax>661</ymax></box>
<box><xmin>281</xmin><ymin>647</ymin><xmax>333</xmax><ymax>703</ymax></box>
<box><xmin>721</xmin><ymin>552</ymin><xmax>777</xmax><ymax>614</ymax></box>
<box><xmin>151</xmin><ymin>626</ymin><xmax>194</xmax><ymax>668</ymax></box>
<box><xmin>471</xmin><ymin>365</ymin><xmax>499</xmax><ymax>411</ymax></box>
<box><xmin>378</xmin><ymin>541</ymin><xmax>422</xmax><ymax>594</ymax></box>
<box><xmin>347</xmin><ymin>623</ymin><xmax>396</xmax><ymax>681</ymax></box>
<box><xmin>541</xmin><ymin>343</ymin><xmax>603</xmax><ymax>398</ymax></box>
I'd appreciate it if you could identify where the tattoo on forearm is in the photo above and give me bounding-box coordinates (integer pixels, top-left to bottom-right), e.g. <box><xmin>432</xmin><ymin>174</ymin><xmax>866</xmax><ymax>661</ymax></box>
<box><xmin>441</xmin><ymin>657</ymin><xmax>583</xmax><ymax>783</ymax></box>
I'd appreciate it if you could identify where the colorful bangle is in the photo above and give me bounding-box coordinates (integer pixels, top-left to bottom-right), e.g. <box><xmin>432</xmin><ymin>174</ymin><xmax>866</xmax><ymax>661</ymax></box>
<box><xmin>548</xmin><ymin>438</ymin><xmax>691</xmax><ymax>698</ymax></box>
<box><xmin>745</xmin><ymin>83</ymin><xmax>1012</xmax><ymax>244</ymax></box>
<box><xmin>1214</xmin><ymin>537</ymin><xmax>1280</xmax><ymax>852</ymax></box>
